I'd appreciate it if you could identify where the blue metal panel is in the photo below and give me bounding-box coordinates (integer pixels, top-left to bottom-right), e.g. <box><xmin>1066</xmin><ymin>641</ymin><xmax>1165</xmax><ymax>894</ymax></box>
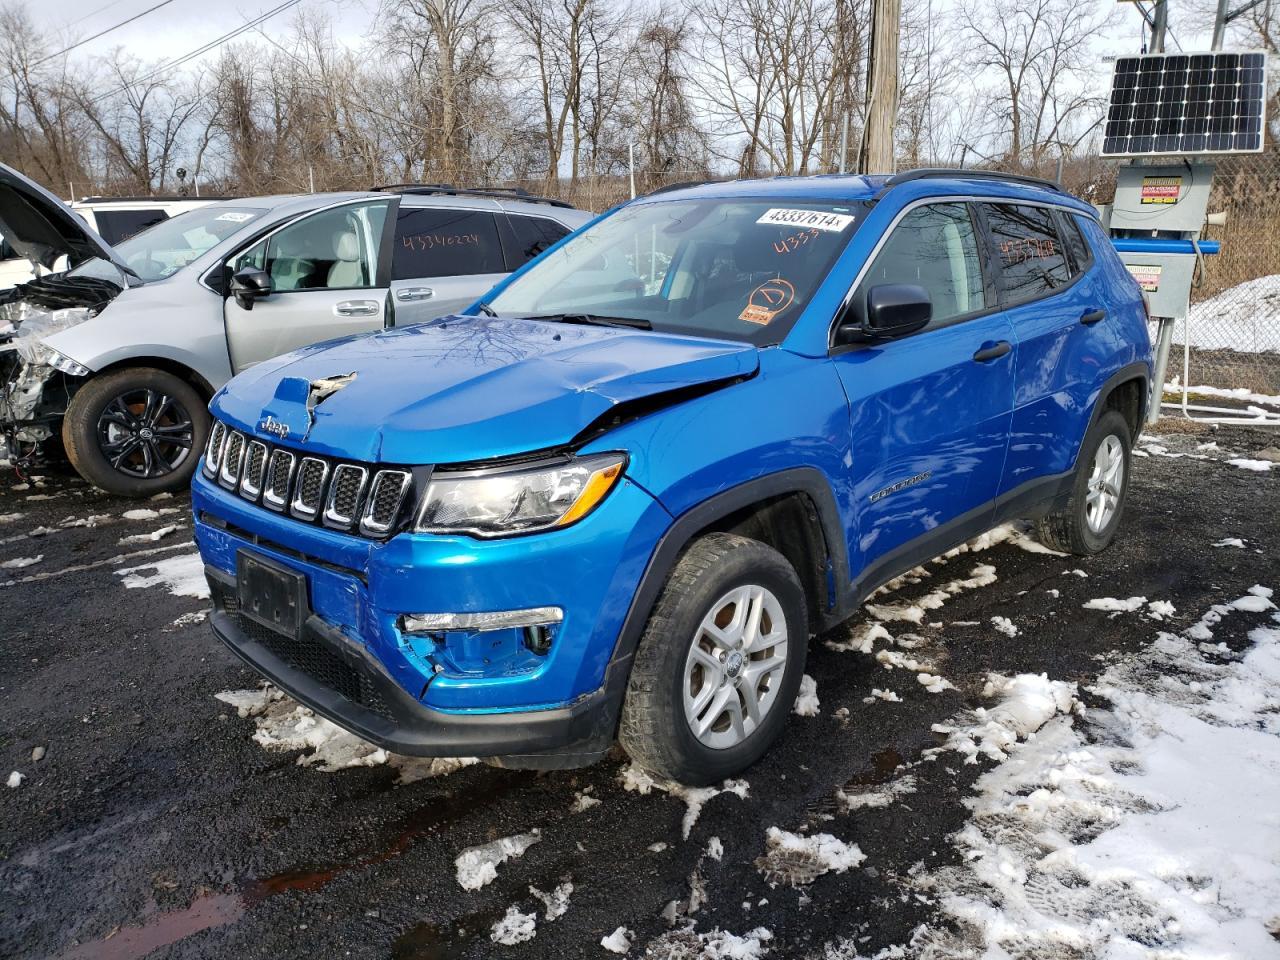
<box><xmin>1110</xmin><ymin>238</ymin><xmax>1221</xmax><ymax>255</ymax></box>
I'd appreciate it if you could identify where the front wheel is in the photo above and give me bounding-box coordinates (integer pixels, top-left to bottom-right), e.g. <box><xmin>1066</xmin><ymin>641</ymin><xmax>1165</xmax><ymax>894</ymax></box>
<box><xmin>63</xmin><ymin>367</ymin><xmax>209</xmax><ymax>497</ymax></box>
<box><xmin>618</xmin><ymin>533</ymin><xmax>808</xmax><ymax>786</ymax></box>
<box><xmin>1034</xmin><ymin>408</ymin><xmax>1133</xmax><ymax>555</ymax></box>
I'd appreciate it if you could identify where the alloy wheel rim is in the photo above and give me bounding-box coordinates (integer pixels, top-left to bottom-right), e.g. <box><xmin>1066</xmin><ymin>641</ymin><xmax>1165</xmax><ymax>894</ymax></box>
<box><xmin>96</xmin><ymin>388</ymin><xmax>194</xmax><ymax>479</ymax></box>
<box><xmin>1085</xmin><ymin>434</ymin><xmax>1124</xmax><ymax>533</ymax></box>
<box><xmin>682</xmin><ymin>583</ymin><xmax>789</xmax><ymax>750</ymax></box>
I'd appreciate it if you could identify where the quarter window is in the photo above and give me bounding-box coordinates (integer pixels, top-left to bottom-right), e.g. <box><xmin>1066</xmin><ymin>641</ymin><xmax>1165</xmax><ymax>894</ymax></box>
<box><xmin>504</xmin><ymin>214</ymin><xmax>571</xmax><ymax>268</ymax></box>
<box><xmin>985</xmin><ymin>204</ymin><xmax>1071</xmax><ymax>302</ymax></box>
<box><xmin>92</xmin><ymin>209</ymin><xmax>169</xmax><ymax>245</ymax></box>
<box><xmin>853</xmin><ymin>203</ymin><xmax>985</xmax><ymax>325</ymax></box>
<box><xmin>1058</xmin><ymin>212</ymin><xmax>1093</xmax><ymax>276</ymax></box>
<box><xmin>392</xmin><ymin>208</ymin><xmax>505</xmax><ymax>279</ymax></box>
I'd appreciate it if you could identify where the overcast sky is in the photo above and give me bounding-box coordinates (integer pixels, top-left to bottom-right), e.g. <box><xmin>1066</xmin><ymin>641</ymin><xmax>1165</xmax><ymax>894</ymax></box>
<box><xmin>47</xmin><ymin>0</ymin><xmax>1225</xmax><ymax>73</ymax></box>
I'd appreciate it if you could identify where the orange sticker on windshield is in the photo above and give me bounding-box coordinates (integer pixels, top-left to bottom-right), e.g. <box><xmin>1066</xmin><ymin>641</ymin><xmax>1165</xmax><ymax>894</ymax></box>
<box><xmin>740</xmin><ymin>278</ymin><xmax>796</xmax><ymax>325</ymax></box>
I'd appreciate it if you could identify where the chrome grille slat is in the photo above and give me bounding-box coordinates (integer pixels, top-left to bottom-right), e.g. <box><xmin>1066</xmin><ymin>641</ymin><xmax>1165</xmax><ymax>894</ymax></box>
<box><xmin>361</xmin><ymin>470</ymin><xmax>411</xmax><ymax>536</ymax></box>
<box><xmin>218</xmin><ymin>431</ymin><xmax>246</xmax><ymax>489</ymax></box>
<box><xmin>324</xmin><ymin>464</ymin><xmax>369</xmax><ymax>528</ymax></box>
<box><xmin>239</xmin><ymin>441</ymin><xmax>268</xmax><ymax>500</ymax></box>
<box><xmin>205</xmin><ymin>420</ymin><xmax>410</xmax><ymax>537</ymax></box>
<box><xmin>262</xmin><ymin>450</ymin><xmax>296</xmax><ymax>511</ymax></box>
<box><xmin>291</xmin><ymin>457</ymin><xmax>329</xmax><ymax>520</ymax></box>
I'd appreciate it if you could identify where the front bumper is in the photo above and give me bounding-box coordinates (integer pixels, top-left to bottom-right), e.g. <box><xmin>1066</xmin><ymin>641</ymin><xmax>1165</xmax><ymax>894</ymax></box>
<box><xmin>206</xmin><ymin>567</ymin><xmax>620</xmax><ymax>759</ymax></box>
<box><xmin>192</xmin><ymin>462</ymin><xmax>673</xmax><ymax>759</ymax></box>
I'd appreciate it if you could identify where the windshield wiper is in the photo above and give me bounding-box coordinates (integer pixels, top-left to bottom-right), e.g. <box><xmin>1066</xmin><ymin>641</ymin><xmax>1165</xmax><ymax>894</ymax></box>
<box><xmin>475</xmin><ymin>301</ymin><xmax>497</xmax><ymax>316</ymax></box>
<box><xmin>525</xmin><ymin>313</ymin><xmax>652</xmax><ymax>330</ymax></box>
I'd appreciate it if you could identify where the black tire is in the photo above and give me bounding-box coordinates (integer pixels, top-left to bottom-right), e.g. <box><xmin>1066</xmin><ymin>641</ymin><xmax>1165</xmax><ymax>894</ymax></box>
<box><xmin>63</xmin><ymin>367</ymin><xmax>209</xmax><ymax>497</ymax></box>
<box><xmin>618</xmin><ymin>532</ymin><xmax>808</xmax><ymax>786</ymax></box>
<box><xmin>1034</xmin><ymin>409</ymin><xmax>1132</xmax><ymax>556</ymax></box>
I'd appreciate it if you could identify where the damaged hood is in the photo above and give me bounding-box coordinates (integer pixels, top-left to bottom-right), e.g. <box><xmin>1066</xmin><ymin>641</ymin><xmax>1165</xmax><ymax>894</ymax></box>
<box><xmin>0</xmin><ymin>162</ymin><xmax>125</xmax><ymax>272</ymax></box>
<box><xmin>212</xmin><ymin>315</ymin><xmax>759</xmax><ymax>464</ymax></box>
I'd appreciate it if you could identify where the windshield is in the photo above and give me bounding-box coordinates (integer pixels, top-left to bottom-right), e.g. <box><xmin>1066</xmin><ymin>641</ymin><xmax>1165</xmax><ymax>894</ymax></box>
<box><xmin>109</xmin><ymin>206</ymin><xmax>266</xmax><ymax>282</ymax></box>
<box><xmin>486</xmin><ymin>198</ymin><xmax>865</xmax><ymax>344</ymax></box>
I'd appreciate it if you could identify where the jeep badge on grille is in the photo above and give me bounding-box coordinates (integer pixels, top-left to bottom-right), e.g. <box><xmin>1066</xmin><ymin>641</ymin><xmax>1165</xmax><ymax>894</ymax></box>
<box><xmin>259</xmin><ymin>416</ymin><xmax>289</xmax><ymax>440</ymax></box>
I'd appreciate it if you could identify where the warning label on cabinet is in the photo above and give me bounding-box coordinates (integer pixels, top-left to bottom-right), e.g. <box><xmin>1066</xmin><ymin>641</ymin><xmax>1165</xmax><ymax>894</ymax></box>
<box><xmin>1140</xmin><ymin>177</ymin><xmax>1182</xmax><ymax>204</ymax></box>
<box><xmin>1126</xmin><ymin>263</ymin><xmax>1162</xmax><ymax>292</ymax></box>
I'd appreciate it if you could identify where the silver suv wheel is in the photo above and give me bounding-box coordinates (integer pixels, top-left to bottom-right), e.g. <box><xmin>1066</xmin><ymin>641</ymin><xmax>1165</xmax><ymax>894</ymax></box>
<box><xmin>682</xmin><ymin>584</ymin><xmax>789</xmax><ymax>750</ymax></box>
<box><xmin>1085</xmin><ymin>434</ymin><xmax>1125</xmax><ymax>533</ymax></box>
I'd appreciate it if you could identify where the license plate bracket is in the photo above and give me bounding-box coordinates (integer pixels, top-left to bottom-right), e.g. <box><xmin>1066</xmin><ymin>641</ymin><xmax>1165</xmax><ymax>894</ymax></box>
<box><xmin>236</xmin><ymin>551</ymin><xmax>307</xmax><ymax>639</ymax></box>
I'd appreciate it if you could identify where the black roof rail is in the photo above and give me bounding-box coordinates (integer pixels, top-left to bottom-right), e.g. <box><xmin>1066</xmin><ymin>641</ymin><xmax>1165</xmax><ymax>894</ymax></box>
<box><xmin>881</xmin><ymin>167</ymin><xmax>1064</xmax><ymax>195</ymax></box>
<box><xmin>644</xmin><ymin>179</ymin><xmax>717</xmax><ymax>197</ymax></box>
<box><xmin>74</xmin><ymin>194</ymin><xmax>236</xmax><ymax>203</ymax></box>
<box><xmin>370</xmin><ymin>183</ymin><xmax>574</xmax><ymax>209</ymax></box>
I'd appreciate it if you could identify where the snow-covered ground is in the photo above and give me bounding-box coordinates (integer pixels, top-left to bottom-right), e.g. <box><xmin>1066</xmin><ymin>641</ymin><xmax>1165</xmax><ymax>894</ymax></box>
<box><xmin>1186</xmin><ymin>273</ymin><xmax>1280</xmax><ymax>353</ymax></box>
<box><xmin>899</xmin><ymin>585</ymin><xmax>1280</xmax><ymax>960</ymax></box>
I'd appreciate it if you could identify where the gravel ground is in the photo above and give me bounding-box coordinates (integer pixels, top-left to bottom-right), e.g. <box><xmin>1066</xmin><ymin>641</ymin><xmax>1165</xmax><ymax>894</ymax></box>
<box><xmin>0</xmin><ymin>423</ymin><xmax>1276</xmax><ymax>960</ymax></box>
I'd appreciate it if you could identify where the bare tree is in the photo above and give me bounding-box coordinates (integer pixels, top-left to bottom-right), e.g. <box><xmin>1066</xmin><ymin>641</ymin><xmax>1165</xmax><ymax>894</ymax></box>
<box><xmin>956</xmin><ymin>0</ymin><xmax>1115</xmax><ymax>169</ymax></box>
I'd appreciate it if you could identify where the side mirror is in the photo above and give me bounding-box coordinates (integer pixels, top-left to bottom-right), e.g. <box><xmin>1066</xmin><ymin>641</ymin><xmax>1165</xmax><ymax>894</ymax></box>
<box><xmin>230</xmin><ymin>267</ymin><xmax>273</xmax><ymax>311</ymax></box>
<box><xmin>836</xmin><ymin>283</ymin><xmax>932</xmax><ymax>345</ymax></box>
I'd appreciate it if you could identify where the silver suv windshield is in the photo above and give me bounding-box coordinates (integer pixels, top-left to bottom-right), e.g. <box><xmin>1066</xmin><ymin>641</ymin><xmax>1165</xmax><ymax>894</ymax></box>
<box><xmin>81</xmin><ymin>205</ymin><xmax>266</xmax><ymax>283</ymax></box>
<box><xmin>486</xmin><ymin>198</ymin><xmax>865</xmax><ymax>344</ymax></box>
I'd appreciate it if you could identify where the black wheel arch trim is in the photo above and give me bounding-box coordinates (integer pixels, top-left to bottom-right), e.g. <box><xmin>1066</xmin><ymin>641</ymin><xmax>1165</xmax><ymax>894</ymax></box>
<box><xmin>1087</xmin><ymin>361</ymin><xmax>1150</xmax><ymax>437</ymax></box>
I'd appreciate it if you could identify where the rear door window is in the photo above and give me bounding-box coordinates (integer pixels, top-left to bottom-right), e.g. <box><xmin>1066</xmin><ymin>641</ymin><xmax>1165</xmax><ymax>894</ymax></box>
<box><xmin>92</xmin><ymin>209</ymin><xmax>169</xmax><ymax>245</ymax></box>
<box><xmin>984</xmin><ymin>204</ymin><xmax>1072</xmax><ymax>303</ymax></box>
<box><xmin>1057</xmin><ymin>212</ymin><xmax>1093</xmax><ymax>276</ymax></box>
<box><xmin>392</xmin><ymin>208</ymin><xmax>505</xmax><ymax>279</ymax></box>
<box><xmin>503</xmin><ymin>214</ymin><xmax>571</xmax><ymax>269</ymax></box>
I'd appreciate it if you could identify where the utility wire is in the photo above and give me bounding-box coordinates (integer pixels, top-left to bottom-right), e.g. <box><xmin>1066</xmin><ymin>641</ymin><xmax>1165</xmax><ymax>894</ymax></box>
<box><xmin>32</xmin><ymin>0</ymin><xmax>181</xmax><ymax>68</ymax></box>
<box><xmin>83</xmin><ymin>0</ymin><xmax>304</xmax><ymax>105</ymax></box>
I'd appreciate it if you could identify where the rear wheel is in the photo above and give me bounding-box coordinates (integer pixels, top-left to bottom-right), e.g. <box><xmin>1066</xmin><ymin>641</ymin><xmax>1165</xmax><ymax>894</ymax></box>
<box><xmin>1034</xmin><ymin>409</ymin><xmax>1132</xmax><ymax>555</ymax></box>
<box><xmin>63</xmin><ymin>367</ymin><xmax>209</xmax><ymax>497</ymax></box>
<box><xmin>619</xmin><ymin>533</ymin><xmax>807</xmax><ymax>786</ymax></box>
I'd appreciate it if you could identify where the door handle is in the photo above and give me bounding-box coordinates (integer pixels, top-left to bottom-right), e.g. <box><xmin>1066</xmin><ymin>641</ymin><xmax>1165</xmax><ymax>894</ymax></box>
<box><xmin>972</xmin><ymin>340</ymin><xmax>1012</xmax><ymax>363</ymax></box>
<box><xmin>395</xmin><ymin>287</ymin><xmax>435</xmax><ymax>302</ymax></box>
<box><xmin>1080</xmin><ymin>308</ymin><xmax>1107</xmax><ymax>326</ymax></box>
<box><xmin>334</xmin><ymin>299</ymin><xmax>381</xmax><ymax>318</ymax></box>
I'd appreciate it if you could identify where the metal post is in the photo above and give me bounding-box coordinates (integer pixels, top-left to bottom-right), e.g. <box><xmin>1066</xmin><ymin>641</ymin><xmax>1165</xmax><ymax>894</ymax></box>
<box><xmin>1211</xmin><ymin>0</ymin><xmax>1230</xmax><ymax>48</ymax></box>
<box><xmin>1150</xmin><ymin>0</ymin><xmax>1168</xmax><ymax>53</ymax></box>
<box><xmin>629</xmin><ymin>143</ymin><xmax>636</xmax><ymax>199</ymax></box>
<box><xmin>68</xmin><ymin>182</ymin><xmax>75</xmax><ymax>201</ymax></box>
<box><xmin>308</xmin><ymin>166</ymin><xmax>315</xmax><ymax>193</ymax></box>
<box><xmin>838</xmin><ymin>112</ymin><xmax>849</xmax><ymax>174</ymax></box>
<box><xmin>1149</xmin><ymin>317</ymin><xmax>1176</xmax><ymax>425</ymax></box>
<box><xmin>1055</xmin><ymin>156</ymin><xmax>1064</xmax><ymax>186</ymax></box>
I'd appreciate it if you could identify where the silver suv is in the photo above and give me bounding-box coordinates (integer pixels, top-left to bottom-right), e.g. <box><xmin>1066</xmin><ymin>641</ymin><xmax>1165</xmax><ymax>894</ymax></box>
<box><xmin>0</xmin><ymin>165</ymin><xmax>591</xmax><ymax>495</ymax></box>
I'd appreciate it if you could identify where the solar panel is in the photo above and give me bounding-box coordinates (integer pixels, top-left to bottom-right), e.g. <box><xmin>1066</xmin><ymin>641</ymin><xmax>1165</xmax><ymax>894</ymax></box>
<box><xmin>1101</xmin><ymin>51</ymin><xmax>1267</xmax><ymax>157</ymax></box>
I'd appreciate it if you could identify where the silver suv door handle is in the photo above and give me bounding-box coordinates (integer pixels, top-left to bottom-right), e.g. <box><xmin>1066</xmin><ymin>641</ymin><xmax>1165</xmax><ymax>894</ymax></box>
<box><xmin>334</xmin><ymin>299</ymin><xmax>381</xmax><ymax>317</ymax></box>
<box><xmin>395</xmin><ymin>287</ymin><xmax>435</xmax><ymax>302</ymax></box>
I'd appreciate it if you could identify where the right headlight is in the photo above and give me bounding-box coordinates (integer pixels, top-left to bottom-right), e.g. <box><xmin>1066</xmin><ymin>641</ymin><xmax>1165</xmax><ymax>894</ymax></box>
<box><xmin>414</xmin><ymin>453</ymin><xmax>627</xmax><ymax>538</ymax></box>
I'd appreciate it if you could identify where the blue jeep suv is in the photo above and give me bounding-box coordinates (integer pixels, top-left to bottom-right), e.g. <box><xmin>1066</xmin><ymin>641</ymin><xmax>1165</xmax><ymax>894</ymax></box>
<box><xmin>193</xmin><ymin>170</ymin><xmax>1151</xmax><ymax>785</ymax></box>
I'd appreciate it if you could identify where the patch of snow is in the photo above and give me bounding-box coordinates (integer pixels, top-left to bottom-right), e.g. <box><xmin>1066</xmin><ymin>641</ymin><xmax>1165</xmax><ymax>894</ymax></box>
<box><xmin>1227</xmin><ymin>457</ymin><xmax>1274</xmax><ymax>472</ymax></box>
<box><xmin>1167</xmin><ymin>379</ymin><xmax>1280</xmax><ymax>408</ymax></box>
<box><xmin>865</xmin><ymin>564</ymin><xmax>997</xmax><ymax>624</ymax></box>
<box><xmin>648</xmin><ymin>841</ymin><xmax>668</xmax><ymax>853</ymax></box>
<box><xmin>7</xmin><ymin>771</ymin><xmax>24</xmax><ymax>788</ymax></box>
<box><xmin>490</xmin><ymin>905</ymin><xmax>536</xmax><ymax>945</ymax></box>
<box><xmin>171</xmin><ymin>610</ymin><xmax>208</xmax><ymax>627</ymax></box>
<box><xmin>0</xmin><ymin>512</ymin><xmax>22</xmax><ymax>523</ymax></box>
<box><xmin>706</xmin><ymin>836</ymin><xmax>724</xmax><ymax>861</ymax></box>
<box><xmin>214</xmin><ymin>686</ymin><xmax>476</xmax><ymax>781</ymax></box>
<box><xmin>1084</xmin><ymin>595</ymin><xmax>1148</xmax><ymax>613</ymax></box>
<box><xmin>824</xmin><ymin>622</ymin><xmax>892</xmax><ymax>654</ymax></box>
<box><xmin>1185</xmin><ymin>585</ymin><xmax>1276</xmax><ymax>640</ymax></box>
<box><xmin>1147</xmin><ymin>599</ymin><xmax>1177</xmax><ymax>620</ymax></box>
<box><xmin>530</xmin><ymin>881</ymin><xmax>573</xmax><ymax>920</ymax></box>
<box><xmin>793</xmin><ymin>675</ymin><xmax>820</xmax><ymax>716</ymax></box>
<box><xmin>989</xmin><ymin>616</ymin><xmax>1018</xmax><ymax>637</ymax></box>
<box><xmin>0</xmin><ymin>554</ymin><xmax>42</xmax><ymax>569</ymax></box>
<box><xmin>912</xmin><ymin>587</ymin><xmax>1280</xmax><ymax>959</ymax></box>
<box><xmin>926</xmin><ymin>673</ymin><xmax>1079</xmax><ymax>764</ymax></box>
<box><xmin>1213</xmin><ymin>537</ymin><xmax>1246</xmax><ymax>547</ymax></box>
<box><xmin>837</xmin><ymin>775</ymin><xmax>917</xmax><ymax>812</ymax></box>
<box><xmin>455</xmin><ymin>830</ymin><xmax>542</xmax><ymax>891</ymax></box>
<box><xmin>646</xmin><ymin>926</ymin><xmax>775</xmax><ymax>959</ymax></box>
<box><xmin>1067</xmin><ymin>568</ymin><xmax>1089</xmax><ymax>577</ymax></box>
<box><xmin>1197</xmin><ymin>440</ymin><xmax>1220</xmax><ymax>451</ymax></box>
<box><xmin>570</xmin><ymin>790</ymin><xmax>601</xmax><ymax>813</ymax></box>
<box><xmin>756</xmin><ymin>828</ymin><xmax>865</xmax><ymax>885</ymax></box>
<box><xmin>118</xmin><ymin>524</ymin><xmax>179</xmax><ymax>545</ymax></box>
<box><xmin>116</xmin><ymin>552</ymin><xmax>208</xmax><ymax>598</ymax></box>
<box><xmin>601</xmin><ymin>926</ymin><xmax>634</xmax><ymax>953</ymax></box>
<box><xmin>619</xmin><ymin>764</ymin><xmax>750</xmax><ymax>840</ymax></box>
<box><xmin>916</xmin><ymin>671</ymin><xmax>954</xmax><ymax>693</ymax></box>
<box><xmin>122</xmin><ymin>508</ymin><xmax>162</xmax><ymax>520</ymax></box>
<box><xmin>863</xmin><ymin>688</ymin><xmax>902</xmax><ymax>704</ymax></box>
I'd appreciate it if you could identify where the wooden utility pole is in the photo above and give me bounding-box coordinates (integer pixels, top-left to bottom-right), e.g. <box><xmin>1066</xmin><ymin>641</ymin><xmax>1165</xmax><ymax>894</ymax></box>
<box><xmin>859</xmin><ymin>0</ymin><xmax>901</xmax><ymax>174</ymax></box>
